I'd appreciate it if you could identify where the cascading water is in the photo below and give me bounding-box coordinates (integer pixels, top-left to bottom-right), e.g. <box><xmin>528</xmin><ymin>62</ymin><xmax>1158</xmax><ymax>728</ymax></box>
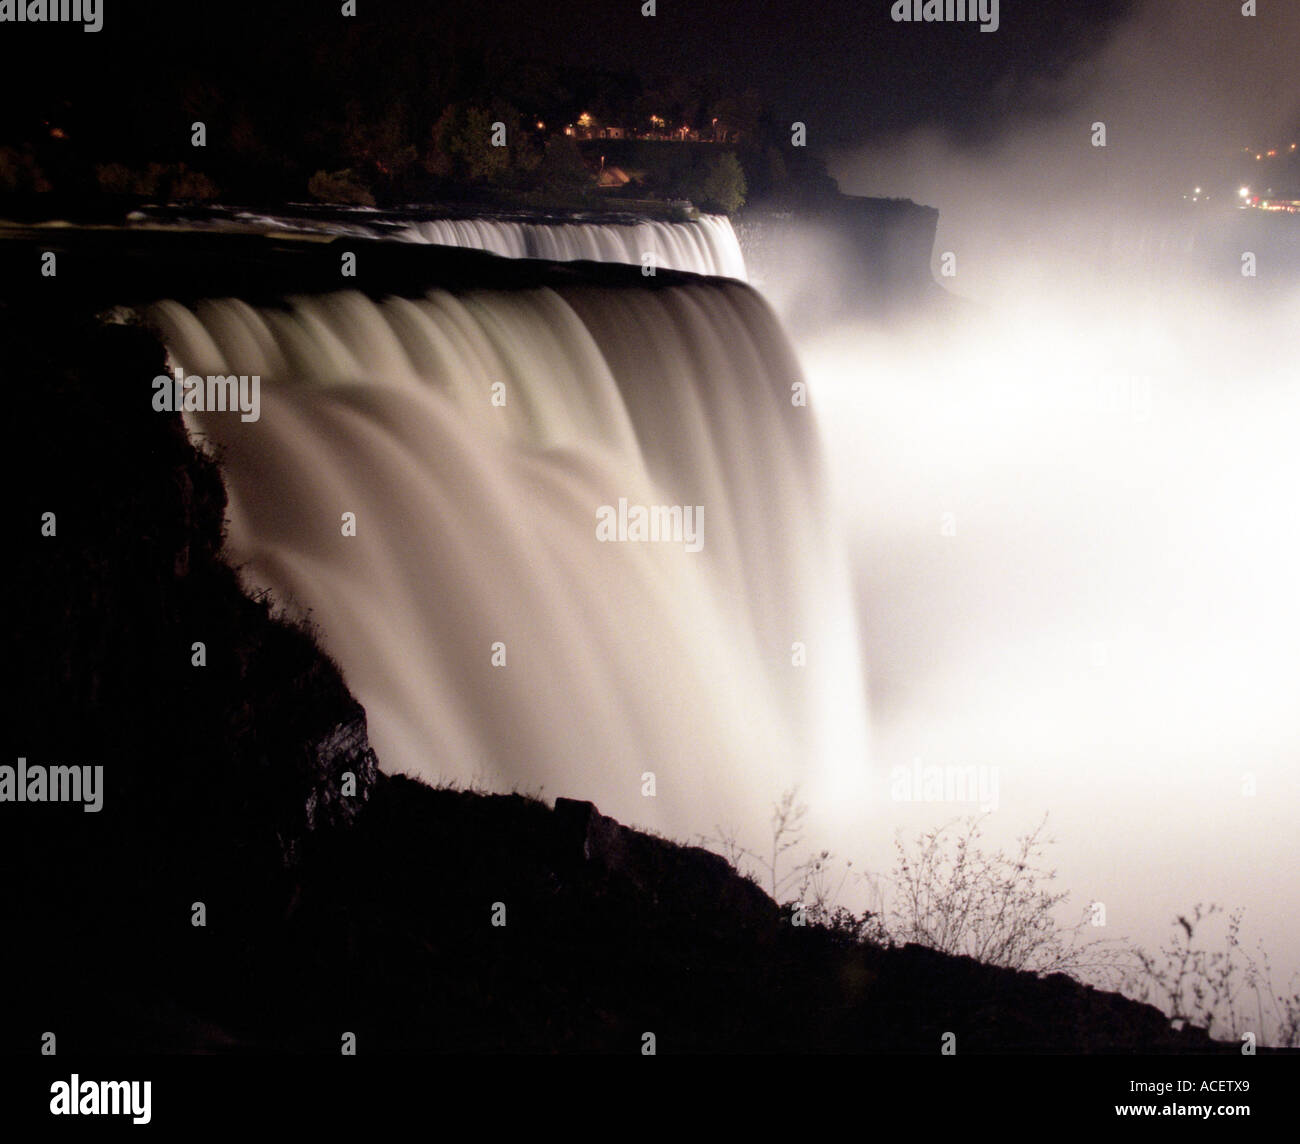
<box><xmin>149</xmin><ymin>220</ymin><xmax>867</xmax><ymax>842</ymax></box>
<box><xmin>398</xmin><ymin>214</ymin><xmax>749</xmax><ymax>280</ymax></box>
<box><xmin>137</xmin><ymin>207</ymin><xmax>749</xmax><ymax>281</ymax></box>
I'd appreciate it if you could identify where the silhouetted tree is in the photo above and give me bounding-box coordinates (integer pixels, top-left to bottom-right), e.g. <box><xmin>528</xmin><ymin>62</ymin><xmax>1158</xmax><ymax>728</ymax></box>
<box><xmin>537</xmin><ymin>135</ymin><xmax>593</xmax><ymax>195</ymax></box>
<box><xmin>700</xmin><ymin>151</ymin><xmax>747</xmax><ymax>214</ymax></box>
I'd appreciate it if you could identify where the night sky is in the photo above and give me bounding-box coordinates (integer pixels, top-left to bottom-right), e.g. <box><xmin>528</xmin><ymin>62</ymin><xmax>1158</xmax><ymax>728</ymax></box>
<box><xmin>1</xmin><ymin>0</ymin><xmax>1140</xmax><ymax>149</ymax></box>
<box><xmin>475</xmin><ymin>0</ymin><xmax>1138</xmax><ymax>143</ymax></box>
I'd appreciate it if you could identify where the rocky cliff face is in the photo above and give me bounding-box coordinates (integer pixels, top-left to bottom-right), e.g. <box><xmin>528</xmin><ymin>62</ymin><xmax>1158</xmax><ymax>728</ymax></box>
<box><xmin>9</xmin><ymin>310</ymin><xmax>380</xmax><ymax>863</ymax></box>
<box><xmin>735</xmin><ymin>193</ymin><xmax>947</xmax><ymax>329</ymax></box>
<box><xmin>4</xmin><ymin>303</ymin><xmax>382</xmax><ymax>1052</ymax></box>
<box><xmin>267</xmin><ymin>781</ymin><xmax>1227</xmax><ymax>1054</ymax></box>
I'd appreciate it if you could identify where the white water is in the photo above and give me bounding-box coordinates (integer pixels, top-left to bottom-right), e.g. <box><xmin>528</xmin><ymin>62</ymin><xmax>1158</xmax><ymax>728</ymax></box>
<box><xmin>150</xmin><ymin>236</ymin><xmax>867</xmax><ymax>840</ymax></box>
<box><xmin>398</xmin><ymin>214</ymin><xmax>748</xmax><ymax>280</ymax></box>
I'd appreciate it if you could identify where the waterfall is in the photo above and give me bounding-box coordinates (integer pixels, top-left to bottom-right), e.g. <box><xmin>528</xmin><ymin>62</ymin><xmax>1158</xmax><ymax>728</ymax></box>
<box><xmin>135</xmin><ymin>207</ymin><xmax>747</xmax><ymax>279</ymax></box>
<box><xmin>148</xmin><ymin>239</ymin><xmax>867</xmax><ymax>842</ymax></box>
<box><xmin>397</xmin><ymin>214</ymin><xmax>749</xmax><ymax>280</ymax></box>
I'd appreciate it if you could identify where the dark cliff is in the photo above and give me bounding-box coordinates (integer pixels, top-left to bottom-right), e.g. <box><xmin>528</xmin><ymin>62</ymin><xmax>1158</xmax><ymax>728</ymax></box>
<box><xmin>736</xmin><ymin>193</ymin><xmax>949</xmax><ymax>328</ymax></box>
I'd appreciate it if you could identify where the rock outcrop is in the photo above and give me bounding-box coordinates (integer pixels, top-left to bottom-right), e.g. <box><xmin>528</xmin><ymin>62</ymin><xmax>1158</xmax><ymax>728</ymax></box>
<box><xmin>736</xmin><ymin>193</ymin><xmax>949</xmax><ymax>328</ymax></box>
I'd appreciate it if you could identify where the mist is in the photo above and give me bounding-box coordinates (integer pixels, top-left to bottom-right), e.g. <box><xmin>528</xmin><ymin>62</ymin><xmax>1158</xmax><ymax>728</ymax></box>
<box><xmin>785</xmin><ymin>0</ymin><xmax>1300</xmax><ymax>1024</ymax></box>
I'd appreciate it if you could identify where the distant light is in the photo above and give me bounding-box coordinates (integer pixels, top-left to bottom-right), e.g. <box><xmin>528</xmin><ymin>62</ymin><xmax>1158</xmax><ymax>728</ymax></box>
<box><xmin>1195</xmin><ymin>187</ymin><xmax>1201</xmax><ymax>195</ymax></box>
<box><xmin>1240</xmin><ymin>187</ymin><xmax>1250</xmax><ymax>197</ymax></box>
<box><xmin>537</xmin><ymin>121</ymin><xmax>545</xmax><ymax>130</ymax></box>
<box><xmin>1257</xmin><ymin>154</ymin><xmax>1263</xmax><ymax>160</ymax></box>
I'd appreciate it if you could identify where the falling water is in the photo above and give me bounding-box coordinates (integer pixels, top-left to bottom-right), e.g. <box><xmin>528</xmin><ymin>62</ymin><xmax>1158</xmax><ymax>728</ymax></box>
<box><xmin>149</xmin><ymin>229</ymin><xmax>867</xmax><ymax>840</ymax></box>
<box><xmin>398</xmin><ymin>214</ymin><xmax>749</xmax><ymax>280</ymax></box>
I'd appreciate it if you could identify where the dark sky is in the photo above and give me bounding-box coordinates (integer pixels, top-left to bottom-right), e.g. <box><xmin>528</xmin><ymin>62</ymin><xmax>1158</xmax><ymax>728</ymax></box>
<box><xmin>481</xmin><ymin>0</ymin><xmax>1137</xmax><ymax>144</ymax></box>
<box><xmin>1</xmin><ymin>0</ymin><xmax>1140</xmax><ymax>149</ymax></box>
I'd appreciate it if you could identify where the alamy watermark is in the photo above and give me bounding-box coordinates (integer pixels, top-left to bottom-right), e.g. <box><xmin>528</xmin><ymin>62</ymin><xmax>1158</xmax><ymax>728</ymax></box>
<box><xmin>1</xmin><ymin>757</ymin><xmax>104</xmax><ymax>812</ymax></box>
<box><xmin>0</xmin><ymin>0</ymin><xmax>102</xmax><ymax>33</ymax></box>
<box><xmin>50</xmin><ymin>1075</ymin><xmax>150</xmax><ymax>1125</ymax></box>
<box><xmin>890</xmin><ymin>759</ymin><xmax>1000</xmax><ymax>811</ymax></box>
<box><xmin>891</xmin><ymin>0</ymin><xmax>999</xmax><ymax>33</ymax></box>
<box><xmin>596</xmin><ymin>497</ymin><xmax>704</xmax><ymax>553</ymax></box>
<box><xmin>152</xmin><ymin>367</ymin><xmax>261</xmax><ymax>422</ymax></box>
